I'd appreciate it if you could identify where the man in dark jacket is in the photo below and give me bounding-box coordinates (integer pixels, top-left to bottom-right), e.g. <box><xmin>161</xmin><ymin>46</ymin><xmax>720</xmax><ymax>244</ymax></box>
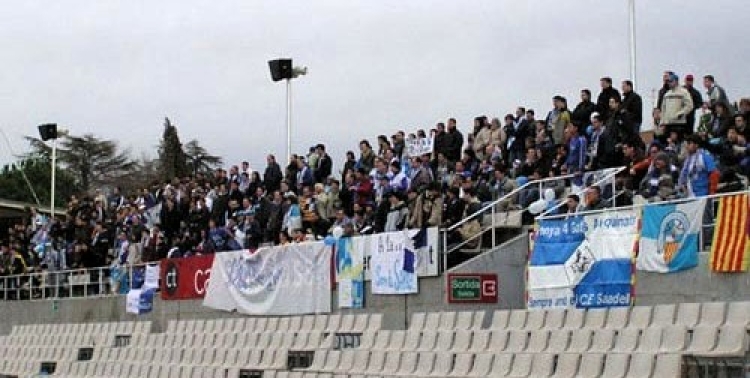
<box><xmin>572</xmin><ymin>89</ymin><xmax>597</xmax><ymax>128</ymax></box>
<box><xmin>596</xmin><ymin>77</ymin><xmax>621</xmax><ymax>120</ymax></box>
<box><xmin>263</xmin><ymin>154</ymin><xmax>283</xmax><ymax>194</ymax></box>
<box><xmin>591</xmin><ymin>113</ymin><xmax>624</xmax><ymax>170</ymax></box>
<box><xmin>314</xmin><ymin>144</ymin><xmax>332</xmax><ymax>184</ymax></box>
<box><xmin>621</xmin><ymin>80</ymin><xmax>643</xmax><ymax>134</ymax></box>
<box><xmin>443</xmin><ymin>118</ymin><xmax>464</xmax><ymax>163</ymax></box>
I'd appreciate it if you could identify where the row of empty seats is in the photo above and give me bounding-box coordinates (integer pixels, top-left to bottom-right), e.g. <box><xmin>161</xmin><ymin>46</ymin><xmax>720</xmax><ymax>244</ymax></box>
<box><xmin>165</xmin><ymin>313</ymin><xmax>381</xmax><ymax>335</ymax></box>
<box><xmin>302</xmin><ymin>350</ymin><xmax>682</xmax><ymax>377</ymax></box>
<box><xmin>486</xmin><ymin>301</ymin><xmax>750</xmax><ymax>331</ymax></box>
<box><xmin>10</xmin><ymin>321</ymin><xmax>150</xmax><ymax>336</ymax></box>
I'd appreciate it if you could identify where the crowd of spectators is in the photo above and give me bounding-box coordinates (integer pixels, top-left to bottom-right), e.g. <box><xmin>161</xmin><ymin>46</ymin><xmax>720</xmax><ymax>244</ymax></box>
<box><xmin>1</xmin><ymin>72</ymin><xmax>749</xmax><ymax>283</ymax></box>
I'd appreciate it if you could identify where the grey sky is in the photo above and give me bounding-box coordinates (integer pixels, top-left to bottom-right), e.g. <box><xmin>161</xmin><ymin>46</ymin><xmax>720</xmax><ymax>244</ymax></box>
<box><xmin>1</xmin><ymin>0</ymin><xmax>747</xmax><ymax>173</ymax></box>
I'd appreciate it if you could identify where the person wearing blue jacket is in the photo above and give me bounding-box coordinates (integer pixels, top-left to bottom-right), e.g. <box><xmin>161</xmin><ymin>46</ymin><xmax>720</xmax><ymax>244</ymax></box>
<box><xmin>563</xmin><ymin>122</ymin><xmax>588</xmax><ymax>191</ymax></box>
<box><xmin>679</xmin><ymin>134</ymin><xmax>716</xmax><ymax>197</ymax></box>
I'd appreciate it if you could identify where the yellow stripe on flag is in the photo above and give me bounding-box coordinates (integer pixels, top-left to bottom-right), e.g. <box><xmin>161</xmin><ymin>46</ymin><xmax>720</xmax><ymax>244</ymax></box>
<box><xmin>710</xmin><ymin>194</ymin><xmax>750</xmax><ymax>272</ymax></box>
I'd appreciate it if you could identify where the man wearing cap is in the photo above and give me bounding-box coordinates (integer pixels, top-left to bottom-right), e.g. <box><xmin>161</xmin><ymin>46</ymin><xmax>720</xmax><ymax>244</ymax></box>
<box><xmin>660</xmin><ymin>73</ymin><xmax>694</xmax><ymax>142</ymax></box>
<box><xmin>683</xmin><ymin>74</ymin><xmax>704</xmax><ymax>134</ymax></box>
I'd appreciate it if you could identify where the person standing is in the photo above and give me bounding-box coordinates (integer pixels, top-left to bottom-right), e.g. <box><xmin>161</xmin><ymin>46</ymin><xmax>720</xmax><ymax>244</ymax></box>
<box><xmin>596</xmin><ymin>77</ymin><xmax>621</xmax><ymax>120</ymax></box>
<box><xmin>679</xmin><ymin>135</ymin><xmax>717</xmax><ymax>198</ymax></box>
<box><xmin>683</xmin><ymin>74</ymin><xmax>704</xmax><ymax>134</ymax></box>
<box><xmin>703</xmin><ymin>75</ymin><xmax>732</xmax><ymax>113</ymax></box>
<box><xmin>547</xmin><ymin>96</ymin><xmax>572</xmax><ymax>145</ymax></box>
<box><xmin>621</xmin><ymin>80</ymin><xmax>643</xmax><ymax>134</ymax></box>
<box><xmin>660</xmin><ymin>73</ymin><xmax>694</xmax><ymax>142</ymax></box>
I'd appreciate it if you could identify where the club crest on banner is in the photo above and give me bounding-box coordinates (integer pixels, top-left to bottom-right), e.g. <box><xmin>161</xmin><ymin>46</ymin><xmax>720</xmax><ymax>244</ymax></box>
<box><xmin>657</xmin><ymin>211</ymin><xmax>690</xmax><ymax>265</ymax></box>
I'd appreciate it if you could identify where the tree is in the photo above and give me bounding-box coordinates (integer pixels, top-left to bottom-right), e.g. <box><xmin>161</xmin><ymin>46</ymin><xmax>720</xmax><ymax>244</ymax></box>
<box><xmin>0</xmin><ymin>157</ymin><xmax>79</xmax><ymax>207</ymax></box>
<box><xmin>158</xmin><ymin>117</ymin><xmax>189</xmax><ymax>180</ymax></box>
<box><xmin>24</xmin><ymin>134</ymin><xmax>138</xmax><ymax>193</ymax></box>
<box><xmin>184</xmin><ymin>139</ymin><xmax>223</xmax><ymax>176</ymax></box>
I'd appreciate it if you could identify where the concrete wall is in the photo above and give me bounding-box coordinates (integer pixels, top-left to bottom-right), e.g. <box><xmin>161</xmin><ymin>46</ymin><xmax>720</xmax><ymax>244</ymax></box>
<box><xmin>0</xmin><ymin>233</ymin><xmax>531</xmax><ymax>335</ymax></box>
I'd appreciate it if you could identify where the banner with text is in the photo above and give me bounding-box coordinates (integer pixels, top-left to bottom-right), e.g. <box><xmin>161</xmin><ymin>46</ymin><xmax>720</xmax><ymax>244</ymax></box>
<box><xmin>160</xmin><ymin>255</ymin><xmax>214</xmax><ymax>300</ymax></box>
<box><xmin>361</xmin><ymin>227</ymin><xmax>438</xmax><ymax>280</ymax></box>
<box><xmin>405</xmin><ymin>136</ymin><xmax>434</xmax><ymax>157</ymax></box>
<box><xmin>528</xmin><ymin>210</ymin><xmax>639</xmax><ymax>309</ymax></box>
<box><xmin>370</xmin><ymin>231</ymin><xmax>419</xmax><ymax>294</ymax></box>
<box><xmin>203</xmin><ymin>243</ymin><xmax>332</xmax><ymax>315</ymax></box>
<box><xmin>335</xmin><ymin>237</ymin><xmax>364</xmax><ymax>308</ymax></box>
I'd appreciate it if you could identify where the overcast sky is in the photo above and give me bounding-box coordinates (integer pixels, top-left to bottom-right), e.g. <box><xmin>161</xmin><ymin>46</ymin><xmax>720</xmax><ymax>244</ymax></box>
<box><xmin>0</xmin><ymin>0</ymin><xmax>747</xmax><ymax>172</ymax></box>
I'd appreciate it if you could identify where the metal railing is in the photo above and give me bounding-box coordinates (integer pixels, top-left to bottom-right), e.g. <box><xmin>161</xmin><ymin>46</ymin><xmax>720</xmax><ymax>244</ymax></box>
<box><xmin>0</xmin><ymin>262</ymin><xmax>156</xmax><ymax>301</ymax></box>
<box><xmin>539</xmin><ymin>166</ymin><xmax>628</xmax><ymax>216</ymax></box>
<box><xmin>440</xmin><ymin>167</ymin><xmax>625</xmax><ymax>271</ymax></box>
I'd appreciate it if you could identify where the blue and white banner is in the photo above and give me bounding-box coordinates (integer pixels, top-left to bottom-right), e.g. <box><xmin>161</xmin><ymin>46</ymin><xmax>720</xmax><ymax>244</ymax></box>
<box><xmin>203</xmin><ymin>243</ymin><xmax>332</xmax><ymax>315</ymax></box>
<box><xmin>361</xmin><ymin>227</ymin><xmax>438</xmax><ymax>279</ymax></box>
<box><xmin>370</xmin><ymin>231</ymin><xmax>419</xmax><ymax>294</ymax></box>
<box><xmin>638</xmin><ymin>199</ymin><xmax>705</xmax><ymax>273</ymax></box>
<box><xmin>528</xmin><ymin>210</ymin><xmax>639</xmax><ymax>309</ymax></box>
<box><xmin>126</xmin><ymin>288</ymin><xmax>156</xmax><ymax>315</ymax></box>
<box><xmin>336</xmin><ymin>237</ymin><xmax>364</xmax><ymax>308</ymax></box>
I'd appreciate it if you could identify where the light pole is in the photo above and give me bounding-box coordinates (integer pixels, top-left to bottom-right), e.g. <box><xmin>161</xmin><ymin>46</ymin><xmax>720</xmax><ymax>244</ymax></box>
<box><xmin>37</xmin><ymin>123</ymin><xmax>63</xmax><ymax>219</ymax></box>
<box><xmin>269</xmin><ymin>59</ymin><xmax>307</xmax><ymax>163</ymax></box>
<box><xmin>628</xmin><ymin>0</ymin><xmax>637</xmax><ymax>89</ymax></box>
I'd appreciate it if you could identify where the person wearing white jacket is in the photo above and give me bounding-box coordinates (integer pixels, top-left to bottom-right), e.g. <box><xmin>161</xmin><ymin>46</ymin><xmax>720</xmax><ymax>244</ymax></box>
<box><xmin>660</xmin><ymin>73</ymin><xmax>694</xmax><ymax>141</ymax></box>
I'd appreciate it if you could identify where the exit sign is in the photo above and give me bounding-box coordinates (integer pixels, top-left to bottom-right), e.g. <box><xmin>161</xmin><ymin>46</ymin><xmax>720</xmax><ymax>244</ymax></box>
<box><xmin>447</xmin><ymin>274</ymin><xmax>498</xmax><ymax>304</ymax></box>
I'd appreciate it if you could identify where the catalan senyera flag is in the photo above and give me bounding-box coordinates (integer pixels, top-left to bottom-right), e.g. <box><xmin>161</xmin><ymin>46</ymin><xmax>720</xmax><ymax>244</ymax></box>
<box><xmin>710</xmin><ymin>194</ymin><xmax>750</xmax><ymax>272</ymax></box>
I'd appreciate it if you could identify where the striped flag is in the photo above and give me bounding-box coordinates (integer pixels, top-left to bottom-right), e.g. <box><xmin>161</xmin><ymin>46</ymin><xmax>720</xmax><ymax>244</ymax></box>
<box><xmin>710</xmin><ymin>194</ymin><xmax>750</xmax><ymax>272</ymax></box>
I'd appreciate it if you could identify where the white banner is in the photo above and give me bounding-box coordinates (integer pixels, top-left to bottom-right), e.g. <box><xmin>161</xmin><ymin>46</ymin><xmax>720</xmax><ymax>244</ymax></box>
<box><xmin>358</xmin><ymin>227</ymin><xmax>439</xmax><ymax>280</ymax></box>
<box><xmin>203</xmin><ymin>243</ymin><xmax>332</xmax><ymax>315</ymax></box>
<box><xmin>126</xmin><ymin>290</ymin><xmax>141</xmax><ymax>314</ymax></box>
<box><xmin>405</xmin><ymin>136</ymin><xmax>434</xmax><ymax>157</ymax></box>
<box><xmin>144</xmin><ymin>264</ymin><xmax>160</xmax><ymax>290</ymax></box>
<box><xmin>370</xmin><ymin>231</ymin><xmax>419</xmax><ymax>294</ymax></box>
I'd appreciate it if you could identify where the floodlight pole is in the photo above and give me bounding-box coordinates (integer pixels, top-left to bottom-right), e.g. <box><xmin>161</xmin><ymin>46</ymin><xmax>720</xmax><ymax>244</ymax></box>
<box><xmin>51</xmin><ymin>138</ymin><xmax>57</xmax><ymax>218</ymax></box>
<box><xmin>628</xmin><ymin>0</ymin><xmax>637</xmax><ymax>89</ymax></box>
<box><xmin>286</xmin><ymin>78</ymin><xmax>292</xmax><ymax>165</ymax></box>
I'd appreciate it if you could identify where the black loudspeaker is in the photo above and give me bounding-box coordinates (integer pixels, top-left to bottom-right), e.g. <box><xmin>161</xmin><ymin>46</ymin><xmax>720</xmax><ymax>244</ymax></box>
<box><xmin>269</xmin><ymin>59</ymin><xmax>293</xmax><ymax>82</ymax></box>
<box><xmin>37</xmin><ymin>123</ymin><xmax>58</xmax><ymax>141</ymax></box>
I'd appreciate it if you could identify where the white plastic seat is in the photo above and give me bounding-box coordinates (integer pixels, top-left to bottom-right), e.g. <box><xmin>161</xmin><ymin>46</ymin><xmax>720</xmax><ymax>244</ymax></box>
<box><xmin>504</xmin><ymin>330</ymin><xmax>528</xmax><ymax>353</ymax></box>
<box><xmin>433</xmin><ymin>330</ymin><xmax>455</xmax><ymax>352</ymax></box>
<box><xmin>490</xmin><ymin>310</ymin><xmax>509</xmax><ymax>329</ymax></box>
<box><xmin>566</xmin><ymin>329</ymin><xmax>593</xmax><ymax>353</ymax></box>
<box><xmin>486</xmin><ymin>330</ymin><xmax>509</xmax><ymax>351</ymax></box>
<box><xmin>402</xmin><ymin>330</ymin><xmax>421</xmax><ymax>351</ymax></box>
<box><xmin>325</xmin><ymin>314</ymin><xmax>342</xmax><ymax>333</ymax></box>
<box><xmin>693</xmin><ymin>325</ymin><xmax>748</xmax><ymax>357</ymax></box>
<box><xmin>605</xmin><ymin>307</ymin><xmax>630</xmax><ymax>329</ymax></box>
<box><xmin>506</xmin><ymin>310</ymin><xmax>528</xmax><ymax>330</ymax></box>
<box><xmin>652</xmin><ymin>353</ymin><xmax>682</xmax><ymax>378</ymax></box>
<box><xmin>369</xmin><ymin>313</ymin><xmax>383</xmax><ymax>330</ymax></box>
<box><xmin>412</xmin><ymin>352</ymin><xmax>436</xmax><ymax>376</ymax></box>
<box><xmin>600</xmin><ymin>353</ymin><xmax>630</xmax><ymax>378</ymax></box>
<box><xmin>506</xmin><ymin>353</ymin><xmax>533</xmax><ymax>377</ymax></box>
<box><xmin>449</xmin><ymin>353</ymin><xmax>473</xmax><ymax>377</ymax></box>
<box><xmin>439</xmin><ymin>311</ymin><xmax>457</xmax><ymax>329</ymax></box>
<box><xmin>339</xmin><ymin>314</ymin><xmax>355</xmax><ymax>333</ymax></box>
<box><xmin>385</xmin><ymin>330</ymin><xmax>405</xmax><ymax>351</ymax></box>
<box><xmin>636</xmin><ymin>326</ymin><xmax>663</xmax><ymax>353</ymax></box>
<box><xmin>466</xmin><ymin>353</ymin><xmax>493</xmax><ymax>377</ymax></box>
<box><xmin>424</xmin><ymin>312</ymin><xmax>441</xmax><ymax>331</ymax></box>
<box><xmin>562</xmin><ymin>308</ymin><xmax>585</xmax><ymax>329</ymax></box>
<box><xmin>320</xmin><ymin>350</ymin><xmax>341</xmax><ymax>372</ymax></box>
<box><xmin>336</xmin><ymin>350</ymin><xmax>361</xmax><ymax>373</ymax></box>
<box><xmin>628</xmin><ymin>306</ymin><xmax>652</xmax><ymax>329</ymax></box>
<box><xmin>554</xmin><ymin>353</ymin><xmax>580</xmax><ymax>378</ymax></box>
<box><xmin>698</xmin><ymin>302</ymin><xmax>726</xmax><ymax>328</ymax></box>
<box><xmin>451</xmin><ymin>330</ymin><xmax>472</xmax><ymax>352</ymax></box>
<box><xmin>725</xmin><ymin>301</ymin><xmax>750</xmax><ymax>327</ymax></box>
<box><xmin>583</xmin><ymin>308</ymin><xmax>608</xmax><ymax>329</ymax></box>
<box><xmin>468</xmin><ymin>330</ymin><xmax>490</xmax><ymax>352</ymax></box>
<box><xmin>314</xmin><ymin>315</ymin><xmax>329</xmax><ymax>331</ymax></box>
<box><xmin>545</xmin><ymin>329</ymin><xmax>570</xmax><ymax>353</ymax></box>
<box><xmin>381</xmin><ymin>350</ymin><xmax>402</xmax><ymax>376</ymax></box>
<box><xmin>457</xmin><ymin>311</ymin><xmax>484</xmax><ymax>330</ymax></box>
<box><xmin>352</xmin><ymin>314</ymin><xmax>370</xmax><ymax>333</ymax></box>
<box><xmin>525</xmin><ymin>310</ymin><xmax>545</xmax><ymax>330</ymax></box>
<box><xmin>428</xmin><ymin>352</ymin><xmax>453</xmax><ymax>377</ymax></box>
<box><xmin>543</xmin><ymin>308</ymin><xmax>566</xmax><ymax>329</ymax></box>
<box><xmin>624</xmin><ymin>353</ymin><xmax>655</xmax><ymax>378</ymax></box>
<box><xmin>395</xmin><ymin>351</ymin><xmax>418</xmax><ymax>376</ymax></box>
<box><xmin>685</xmin><ymin>326</ymin><xmax>719</xmax><ymax>354</ymax></box>
<box><xmin>675</xmin><ymin>303</ymin><xmax>701</xmax><ymax>328</ymax></box>
<box><xmin>659</xmin><ymin>325</ymin><xmax>688</xmax><ymax>353</ymax></box>
<box><xmin>409</xmin><ymin>312</ymin><xmax>426</xmax><ymax>331</ymax></box>
<box><xmin>525</xmin><ymin>330</ymin><xmax>549</xmax><ymax>353</ymax></box>
<box><xmin>651</xmin><ymin>304</ymin><xmax>676</xmax><ymax>326</ymax></box>
<box><xmin>611</xmin><ymin>328</ymin><xmax>641</xmax><ymax>353</ymax></box>
<box><xmin>416</xmin><ymin>330</ymin><xmax>438</xmax><ymax>351</ymax></box>
<box><xmin>364</xmin><ymin>350</ymin><xmax>386</xmax><ymax>374</ymax></box>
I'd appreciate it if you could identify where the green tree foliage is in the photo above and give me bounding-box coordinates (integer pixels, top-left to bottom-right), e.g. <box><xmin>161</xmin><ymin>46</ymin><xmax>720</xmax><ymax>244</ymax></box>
<box><xmin>0</xmin><ymin>157</ymin><xmax>79</xmax><ymax>207</ymax></box>
<box><xmin>158</xmin><ymin>117</ymin><xmax>189</xmax><ymax>180</ymax></box>
<box><xmin>184</xmin><ymin>139</ymin><xmax>223</xmax><ymax>176</ymax></box>
<box><xmin>24</xmin><ymin>134</ymin><xmax>138</xmax><ymax>193</ymax></box>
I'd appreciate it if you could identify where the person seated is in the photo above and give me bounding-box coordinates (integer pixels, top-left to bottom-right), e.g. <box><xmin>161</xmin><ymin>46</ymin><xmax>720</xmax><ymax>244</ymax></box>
<box><xmin>582</xmin><ymin>186</ymin><xmax>608</xmax><ymax>211</ymax></box>
<box><xmin>640</xmin><ymin>152</ymin><xmax>679</xmax><ymax>202</ymax></box>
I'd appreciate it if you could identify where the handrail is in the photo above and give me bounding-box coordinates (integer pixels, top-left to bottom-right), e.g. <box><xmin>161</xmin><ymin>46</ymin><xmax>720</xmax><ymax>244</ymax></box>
<box><xmin>444</xmin><ymin>172</ymin><xmax>577</xmax><ymax>233</ymax></box>
<box><xmin>0</xmin><ymin>262</ymin><xmax>156</xmax><ymax>301</ymax></box>
<box><xmin>537</xmin><ymin>188</ymin><xmax>750</xmax><ymax>221</ymax></box>
<box><xmin>538</xmin><ymin>166</ymin><xmax>627</xmax><ymax>217</ymax></box>
<box><xmin>440</xmin><ymin>167</ymin><xmax>625</xmax><ymax>271</ymax></box>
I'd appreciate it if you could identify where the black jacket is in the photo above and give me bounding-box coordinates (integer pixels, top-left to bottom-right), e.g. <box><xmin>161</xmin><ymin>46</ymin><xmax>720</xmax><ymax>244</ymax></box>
<box><xmin>572</xmin><ymin>100</ymin><xmax>597</xmax><ymax>128</ymax></box>
<box><xmin>621</xmin><ymin>91</ymin><xmax>643</xmax><ymax>125</ymax></box>
<box><xmin>443</xmin><ymin>129</ymin><xmax>464</xmax><ymax>162</ymax></box>
<box><xmin>597</xmin><ymin>87</ymin><xmax>621</xmax><ymax>120</ymax></box>
<box><xmin>263</xmin><ymin>162</ymin><xmax>283</xmax><ymax>193</ymax></box>
<box><xmin>593</xmin><ymin>126</ymin><xmax>624</xmax><ymax>169</ymax></box>
<box><xmin>315</xmin><ymin>154</ymin><xmax>333</xmax><ymax>184</ymax></box>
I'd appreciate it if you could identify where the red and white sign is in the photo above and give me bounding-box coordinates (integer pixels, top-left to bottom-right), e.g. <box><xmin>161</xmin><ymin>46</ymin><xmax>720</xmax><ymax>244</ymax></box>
<box><xmin>160</xmin><ymin>255</ymin><xmax>214</xmax><ymax>300</ymax></box>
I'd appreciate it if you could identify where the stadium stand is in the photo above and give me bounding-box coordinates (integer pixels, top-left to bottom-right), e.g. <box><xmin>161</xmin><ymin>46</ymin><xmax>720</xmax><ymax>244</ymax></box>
<box><xmin>0</xmin><ymin>306</ymin><xmax>747</xmax><ymax>376</ymax></box>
